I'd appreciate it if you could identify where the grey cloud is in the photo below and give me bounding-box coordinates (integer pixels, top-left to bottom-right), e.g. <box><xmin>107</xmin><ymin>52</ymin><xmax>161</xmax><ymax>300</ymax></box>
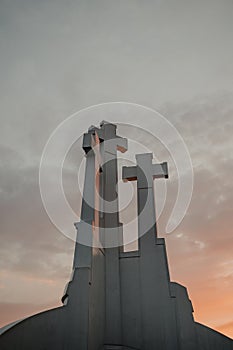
<box><xmin>0</xmin><ymin>0</ymin><xmax>233</xmax><ymax>335</ymax></box>
<box><xmin>0</xmin><ymin>145</ymin><xmax>74</xmax><ymax>282</ymax></box>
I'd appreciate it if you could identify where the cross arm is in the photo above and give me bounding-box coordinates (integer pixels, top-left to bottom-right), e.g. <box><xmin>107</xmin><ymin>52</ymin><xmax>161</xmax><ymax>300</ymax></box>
<box><xmin>82</xmin><ymin>132</ymin><xmax>96</xmax><ymax>154</ymax></box>
<box><xmin>116</xmin><ymin>136</ymin><xmax>128</xmax><ymax>153</ymax></box>
<box><xmin>122</xmin><ymin>165</ymin><xmax>137</xmax><ymax>182</ymax></box>
<box><xmin>122</xmin><ymin>160</ymin><xmax>168</xmax><ymax>185</ymax></box>
<box><xmin>152</xmin><ymin>162</ymin><xmax>169</xmax><ymax>179</ymax></box>
<box><xmin>96</xmin><ymin>121</ymin><xmax>128</xmax><ymax>154</ymax></box>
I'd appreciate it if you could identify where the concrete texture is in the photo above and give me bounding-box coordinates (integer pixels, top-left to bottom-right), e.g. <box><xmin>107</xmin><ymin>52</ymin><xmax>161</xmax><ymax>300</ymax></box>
<box><xmin>0</xmin><ymin>122</ymin><xmax>232</xmax><ymax>349</ymax></box>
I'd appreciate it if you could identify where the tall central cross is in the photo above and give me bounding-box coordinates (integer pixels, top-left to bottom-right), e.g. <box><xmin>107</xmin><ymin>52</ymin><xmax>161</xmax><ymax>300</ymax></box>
<box><xmin>122</xmin><ymin>153</ymin><xmax>168</xmax><ymax>252</ymax></box>
<box><xmin>96</xmin><ymin>121</ymin><xmax>127</xmax><ymax>346</ymax></box>
<box><xmin>71</xmin><ymin>122</ymin><xmax>127</xmax><ymax>347</ymax></box>
<box><xmin>96</xmin><ymin>121</ymin><xmax>127</xmax><ymax>242</ymax></box>
<box><xmin>80</xmin><ymin>121</ymin><xmax>127</xmax><ymax>245</ymax></box>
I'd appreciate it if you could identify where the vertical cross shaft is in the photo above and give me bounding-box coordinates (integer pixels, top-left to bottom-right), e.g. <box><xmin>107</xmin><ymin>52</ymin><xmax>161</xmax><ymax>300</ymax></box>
<box><xmin>97</xmin><ymin>121</ymin><xmax>127</xmax><ymax>346</ymax></box>
<box><xmin>122</xmin><ymin>153</ymin><xmax>168</xmax><ymax>252</ymax></box>
<box><xmin>73</xmin><ymin>127</ymin><xmax>97</xmax><ymax>268</ymax></box>
<box><xmin>97</xmin><ymin>121</ymin><xmax>127</xmax><ymax>244</ymax></box>
<box><xmin>122</xmin><ymin>154</ymin><xmax>175</xmax><ymax>350</ymax></box>
<box><xmin>62</xmin><ymin>128</ymin><xmax>100</xmax><ymax>349</ymax></box>
<box><xmin>72</xmin><ymin>122</ymin><xmax>128</xmax><ymax>348</ymax></box>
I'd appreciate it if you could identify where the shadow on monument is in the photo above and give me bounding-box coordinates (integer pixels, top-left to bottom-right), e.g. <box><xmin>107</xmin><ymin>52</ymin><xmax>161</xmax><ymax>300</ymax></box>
<box><xmin>0</xmin><ymin>122</ymin><xmax>232</xmax><ymax>350</ymax></box>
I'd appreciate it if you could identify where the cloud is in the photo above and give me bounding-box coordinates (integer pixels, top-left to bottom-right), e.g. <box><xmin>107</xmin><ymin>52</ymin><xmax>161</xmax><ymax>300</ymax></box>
<box><xmin>157</xmin><ymin>94</ymin><xmax>233</xmax><ymax>337</ymax></box>
<box><xmin>0</xmin><ymin>301</ymin><xmax>59</xmax><ymax>328</ymax></box>
<box><xmin>0</xmin><ymin>0</ymin><xmax>233</xmax><ymax>337</ymax></box>
<box><xmin>0</xmin><ymin>92</ymin><xmax>233</xmax><ymax>336</ymax></box>
<box><xmin>0</xmin><ymin>145</ymin><xmax>74</xmax><ymax>285</ymax></box>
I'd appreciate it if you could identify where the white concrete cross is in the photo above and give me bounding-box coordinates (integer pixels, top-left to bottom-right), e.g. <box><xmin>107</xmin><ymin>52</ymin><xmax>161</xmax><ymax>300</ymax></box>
<box><xmin>122</xmin><ymin>153</ymin><xmax>168</xmax><ymax>245</ymax></box>
<box><xmin>122</xmin><ymin>153</ymin><xmax>168</xmax><ymax>188</ymax></box>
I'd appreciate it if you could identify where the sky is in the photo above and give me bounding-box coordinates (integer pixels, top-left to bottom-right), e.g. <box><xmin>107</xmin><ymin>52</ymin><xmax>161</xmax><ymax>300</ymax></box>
<box><xmin>0</xmin><ymin>0</ymin><xmax>233</xmax><ymax>339</ymax></box>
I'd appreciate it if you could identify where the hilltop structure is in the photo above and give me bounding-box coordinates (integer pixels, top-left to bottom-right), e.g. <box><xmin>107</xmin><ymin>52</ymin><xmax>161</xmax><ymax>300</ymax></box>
<box><xmin>0</xmin><ymin>121</ymin><xmax>232</xmax><ymax>349</ymax></box>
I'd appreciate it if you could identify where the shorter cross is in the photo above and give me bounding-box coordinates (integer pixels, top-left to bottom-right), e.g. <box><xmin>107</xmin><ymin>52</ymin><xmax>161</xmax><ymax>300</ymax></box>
<box><xmin>122</xmin><ymin>153</ymin><xmax>168</xmax><ymax>247</ymax></box>
<box><xmin>122</xmin><ymin>153</ymin><xmax>168</xmax><ymax>188</ymax></box>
